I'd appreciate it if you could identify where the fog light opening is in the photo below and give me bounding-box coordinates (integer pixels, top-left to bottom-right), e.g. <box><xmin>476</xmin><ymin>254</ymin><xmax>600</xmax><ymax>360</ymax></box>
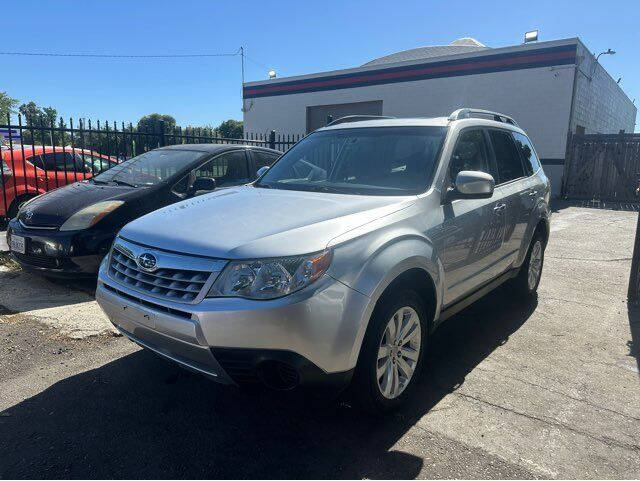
<box><xmin>258</xmin><ymin>361</ymin><xmax>300</xmax><ymax>390</ymax></box>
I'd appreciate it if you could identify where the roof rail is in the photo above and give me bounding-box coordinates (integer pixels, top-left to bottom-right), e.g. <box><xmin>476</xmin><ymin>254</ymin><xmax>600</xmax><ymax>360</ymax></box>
<box><xmin>448</xmin><ymin>108</ymin><xmax>518</xmax><ymax>126</ymax></box>
<box><xmin>326</xmin><ymin>115</ymin><xmax>395</xmax><ymax>127</ymax></box>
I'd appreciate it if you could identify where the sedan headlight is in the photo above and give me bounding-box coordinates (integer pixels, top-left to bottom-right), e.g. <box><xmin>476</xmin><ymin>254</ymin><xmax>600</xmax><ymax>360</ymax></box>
<box><xmin>59</xmin><ymin>200</ymin><xmax>124</xmax><ymax>231</ymax></box>
<box><xmin>208</xmin><ymin>250</ymin><xmax>332</xmax><ymax>300</ymax></box>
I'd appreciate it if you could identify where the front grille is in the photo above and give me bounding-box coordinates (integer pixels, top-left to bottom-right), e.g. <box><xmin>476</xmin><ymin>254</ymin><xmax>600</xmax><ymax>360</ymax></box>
<box><xmin>102</xmin><ymin>283</ymin><xmax>193</xmax><ymax>319</ymax></box>
<box><xmin>13</xmin><ymin>251</ymin><xmax>60</xmax><ymax>269</ymax></box>
<box><xmin>109</xmin><ymin>250</ymin><xmax>211</xmax><ymax>302</ymax></box>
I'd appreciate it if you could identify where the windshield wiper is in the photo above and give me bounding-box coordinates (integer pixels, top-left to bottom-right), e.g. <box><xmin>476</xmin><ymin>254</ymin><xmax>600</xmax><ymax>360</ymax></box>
<box><xmin>303</xmin><ymin>185</ymin><xmax>354</xmax><ymax>194</ymax></box>
<box><xmin>91</xmin><ymin>178</ymin><xmax>109</xmax><ymax>185</ymax></box>
<box><xmin>111</xmin><ymin>179</ymin><xmax>138</xmax><ymax>188</ymax></box>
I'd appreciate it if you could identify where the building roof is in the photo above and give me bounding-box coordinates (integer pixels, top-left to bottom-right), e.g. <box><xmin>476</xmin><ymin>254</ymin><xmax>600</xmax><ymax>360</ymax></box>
<box><xmin>243</xmin><ymin>38</ymin><xmax>580</xmax><ymax>99</ymax></box>
<box><xmin>362</xmin><ymin>38</ymin><xmax>488</xmax><ymax>66</ymax></box>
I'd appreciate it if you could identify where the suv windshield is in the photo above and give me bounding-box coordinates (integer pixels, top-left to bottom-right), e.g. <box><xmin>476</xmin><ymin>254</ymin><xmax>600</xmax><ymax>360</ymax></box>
<box><xmin>93</xmin><ymin>149</ymin><xmax>206</xmax><ymax>187</ymax></box>
<box><xmin>257</xmin><ymin>126</ymin><xmax>447</xmax><ymax>195</ymax></box>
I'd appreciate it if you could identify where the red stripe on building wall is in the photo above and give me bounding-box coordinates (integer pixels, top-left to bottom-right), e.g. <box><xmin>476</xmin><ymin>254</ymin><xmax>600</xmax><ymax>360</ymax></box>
<box><xmin>244</xmin><ymin>49</ymin><xmax>576</xmax><ymax>98</ymax></box>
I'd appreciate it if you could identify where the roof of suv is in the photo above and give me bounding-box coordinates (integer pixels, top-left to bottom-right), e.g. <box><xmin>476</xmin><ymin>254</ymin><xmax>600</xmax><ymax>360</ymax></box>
<box><xmin>319</xmin><ymin>117</ymin><xmax>449</xmax><ymax>130</ymax></box>
<box><xmin>318</xmin><ymin>116</ymin><xmax>526</xmax><ymax>134</ymax></box>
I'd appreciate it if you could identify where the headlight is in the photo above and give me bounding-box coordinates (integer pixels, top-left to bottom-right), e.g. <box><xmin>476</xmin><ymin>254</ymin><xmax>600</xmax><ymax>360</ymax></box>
<box><xmin>59</xmin><ymin>200</ymin><xmax>124</xmax><ymax>231</ymax></box>
<box><xmin>207</xmin><ymin>250</ymin><xmax>332</xmax><ymax>300</ymax></box>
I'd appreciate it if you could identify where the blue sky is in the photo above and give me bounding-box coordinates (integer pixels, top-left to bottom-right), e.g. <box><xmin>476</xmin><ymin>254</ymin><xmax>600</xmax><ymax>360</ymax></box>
<box><xmin>3</xmin><ymin>0</ymin><xmax>638</xmax><ymax>129</ymax></box>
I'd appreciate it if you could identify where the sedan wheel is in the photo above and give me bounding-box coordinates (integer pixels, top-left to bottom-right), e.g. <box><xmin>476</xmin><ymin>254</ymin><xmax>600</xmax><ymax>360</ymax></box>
<box><xmin>376</xmin><ymin>306</ymin><xmax>422</xmax><ymax>399</ymax></box>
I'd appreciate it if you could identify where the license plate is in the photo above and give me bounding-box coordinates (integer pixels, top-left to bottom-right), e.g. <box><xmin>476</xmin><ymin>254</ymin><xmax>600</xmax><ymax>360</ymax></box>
<box><xmin>120</xmin><ymin>303</ymin><xmax>156</xmax><ymax>328</ymax></box>
<box><xmin>10</xmin><ymin>234</ymin><xmax>25</xmax><ymax>254</ymax></box>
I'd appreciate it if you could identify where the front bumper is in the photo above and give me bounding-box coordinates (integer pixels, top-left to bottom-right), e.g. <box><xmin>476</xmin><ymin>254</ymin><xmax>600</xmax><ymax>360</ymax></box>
<box><xmin>96</xmin><ymin>259</ymin><xmax>370</xmax><ymax>388</ymax></box>
<box><xmin>7</xmin><ymin>219</ymin><xmax>113</xmax><ymax>276</ymax></box>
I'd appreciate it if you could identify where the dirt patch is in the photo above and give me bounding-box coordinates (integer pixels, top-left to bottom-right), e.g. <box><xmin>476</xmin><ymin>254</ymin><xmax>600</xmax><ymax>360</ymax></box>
<box><xmin>0</xmin><ymin>264</ymin><xmax>116</xmax><ymax>338</ymax></box>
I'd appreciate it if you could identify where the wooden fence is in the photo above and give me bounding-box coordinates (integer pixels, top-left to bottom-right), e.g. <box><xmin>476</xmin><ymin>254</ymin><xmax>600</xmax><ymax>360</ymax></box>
<box><xmin>562</xmin><ymin>132</ymin><xmax>640</xmax><ymax>202</ymax></box>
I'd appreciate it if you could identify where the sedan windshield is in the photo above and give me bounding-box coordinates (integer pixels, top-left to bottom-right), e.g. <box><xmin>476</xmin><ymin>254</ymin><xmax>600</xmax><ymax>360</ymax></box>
<box><xmin>257</xmin><ymin>126</ymin><xmax>448</xmax><ymax>195</ymax></box>
<box><xmin>93</xmin><ymin>149</ymin><xmax>206</xmax><ymax>187</ymax></box>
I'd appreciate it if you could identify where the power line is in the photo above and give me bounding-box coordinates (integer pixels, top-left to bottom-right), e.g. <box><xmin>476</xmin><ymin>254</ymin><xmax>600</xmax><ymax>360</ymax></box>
<box><xmin>244</xmin><ymin>54</ymin><xmax>270</xmax><ymax>70</ymax></box>
<box><xmin>0</xmin><ymin>50</ymin><xmax>241</xmax><ymax>58</ymax></box>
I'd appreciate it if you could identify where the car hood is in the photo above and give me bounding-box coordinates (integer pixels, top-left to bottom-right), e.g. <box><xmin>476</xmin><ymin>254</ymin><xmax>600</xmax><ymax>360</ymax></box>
<box><xmin>120</xmin><ymin>186</ymin><xmax>415</xmax><ymax>259</ymax></box>
<box><xmin>18</xmin><ymin>181</ymin><xmax>146</xmax><ymax>227</ymax></box>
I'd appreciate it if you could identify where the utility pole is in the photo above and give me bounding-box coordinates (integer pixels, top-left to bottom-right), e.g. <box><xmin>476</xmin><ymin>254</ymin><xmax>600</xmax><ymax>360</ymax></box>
<box><xmin>240</xmin><ymin>46</ymin><xmax>245</xmax><ymax>113</ymax></box>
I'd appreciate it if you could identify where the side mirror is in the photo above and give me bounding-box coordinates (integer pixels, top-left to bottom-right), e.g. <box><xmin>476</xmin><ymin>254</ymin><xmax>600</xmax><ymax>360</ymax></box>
<box><xmin>448</xmin><ymin>170</ymin><xmax>495</xmax><ymax>200</ymax></box>
<box><xmin>191</xmin><ymin>177</ymin><xmax>216</xmax><ymax>196</ymax></box>
<box><xmin>256</xmin><ymin>166</ymin><xmax>269</xmax><ymax>178</ymax></box>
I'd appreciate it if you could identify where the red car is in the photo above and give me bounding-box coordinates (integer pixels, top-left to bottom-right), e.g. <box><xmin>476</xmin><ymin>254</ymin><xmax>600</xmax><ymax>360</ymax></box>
<box><xmin>1</xmin><ymin>146</ymin><xmax>117</xmax><ymax>219</ymax></box>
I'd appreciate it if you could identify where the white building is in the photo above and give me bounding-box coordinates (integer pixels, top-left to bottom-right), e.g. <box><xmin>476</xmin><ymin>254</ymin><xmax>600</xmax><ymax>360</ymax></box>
<box><xmin>243</xmin><ymin>37</ymin><xmax>636</xmax><ymax>196</ymax></box>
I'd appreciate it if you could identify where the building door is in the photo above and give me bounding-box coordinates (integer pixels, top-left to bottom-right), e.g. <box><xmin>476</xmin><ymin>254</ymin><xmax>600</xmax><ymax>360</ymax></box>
<box><xmin>306</xmin><ymin>100</ymin><xmax>383</xmax><ymax>133</ymax></box>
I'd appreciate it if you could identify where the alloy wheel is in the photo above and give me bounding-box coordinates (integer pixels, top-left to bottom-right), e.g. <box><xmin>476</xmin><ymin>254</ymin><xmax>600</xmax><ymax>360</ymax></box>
<box><xmin>528</xmin><ymin>240</ymin><xmax>543</xmax><ymax>290</ymax></box>
<box><xmin>376</xmin><ymin>306</ymin><xmax>421</xmax><ymax>399</ymax></box>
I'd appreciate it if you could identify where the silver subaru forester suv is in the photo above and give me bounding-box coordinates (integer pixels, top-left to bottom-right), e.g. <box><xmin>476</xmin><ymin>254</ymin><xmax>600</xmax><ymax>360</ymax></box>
<box><xmin>96</xmin><ymin>109</ymin><xmax>550</xmax><ymax>412</ymax></box>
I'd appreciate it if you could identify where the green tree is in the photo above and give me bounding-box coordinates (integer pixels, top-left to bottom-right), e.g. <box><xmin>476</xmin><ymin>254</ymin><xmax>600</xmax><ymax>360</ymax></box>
<box><xmin>137</xmin><ymin>113</ymin><xmax>177</xmax><ymax>133</ymax></box>
<box><xmin>18</xmin><ymin>101</ymin><xmax>43</xmax><ymax>125</ymax></box>
<box><xmin>216</xmin><ymin>119</ymin><xmax>243</xmax><ymax>139</ymax></box>
<box><xmin>0</xmin><ymin>91</ymin><xmax>18</xmax><ymax>122</ymax></box>
<box><xmin>18</xmin><ymin>101</ymin><xmax>62</xmax><ymax>145</ymax></box>
<box><xmin>42</xmin><ymin>106</ymin><xmax>58</xmax><ymax>126</ymax></box>
<box><xmin>135</xmin><ymin>114</ymin><xmax>177</xmax><ymax>154</ymax></box>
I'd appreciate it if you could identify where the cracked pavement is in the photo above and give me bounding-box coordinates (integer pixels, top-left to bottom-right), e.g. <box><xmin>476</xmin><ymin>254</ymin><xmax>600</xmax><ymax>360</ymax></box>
<box><xmin>0</xmin><ymin>203</ymin><xmax>639</xmax><ymax>479</ymax></box>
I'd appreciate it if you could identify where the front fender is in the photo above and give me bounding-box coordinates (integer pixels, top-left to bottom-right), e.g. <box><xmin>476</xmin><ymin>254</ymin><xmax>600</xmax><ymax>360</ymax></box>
<box><xmin>328</xmin><ymin>232</ymin><xmax>444</xmax><ymax>369</ymax></box>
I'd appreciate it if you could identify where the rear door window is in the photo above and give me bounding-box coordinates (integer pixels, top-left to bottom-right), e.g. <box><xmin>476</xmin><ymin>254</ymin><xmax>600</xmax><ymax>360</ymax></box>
<box><xmin>489</xmin><ymin>130</ymin><xmax>525</xmax><ymax>184</ymax></box>
<box><xmin>252</xmin><ymin>150</ymin><xmax>280</xmax><ymax>170</ymax></box>
<box><xmin>195</xmin><ymin>150</ymin><xmax>249</xmax><ymax>187</ymax></box>
<box><xmin>511</xmin><ymin>132</ymin><xmax>541</xmax><ymax>176</ymax></box>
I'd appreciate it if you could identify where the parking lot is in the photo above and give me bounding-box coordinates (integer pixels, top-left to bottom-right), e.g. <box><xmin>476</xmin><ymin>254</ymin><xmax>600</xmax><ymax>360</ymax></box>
<box><xmin>0</xmin><ymin>203</ymin><xmax>639</xmax><ymax>479</ymax></box>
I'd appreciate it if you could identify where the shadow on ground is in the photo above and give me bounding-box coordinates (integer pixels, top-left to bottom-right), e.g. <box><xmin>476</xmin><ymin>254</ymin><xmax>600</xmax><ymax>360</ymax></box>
<box><xmin>0</xmin><ymin>252</ymin><xmax>98</xmax><ymax>313</ymax></box>
<box><xmin>0</xmin><ymin>286</ymin><xmax>536</xmax><ymax>479</ymax></box>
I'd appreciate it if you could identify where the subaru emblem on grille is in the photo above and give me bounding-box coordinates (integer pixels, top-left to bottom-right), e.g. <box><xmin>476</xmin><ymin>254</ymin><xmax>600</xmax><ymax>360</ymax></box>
<box><xmin>24</xmin><ymin>210</ymin><xmax>33</xmax><ymax>221</ymax></box>
<box><xmin>137</xmin><ymin>252</ymin><xmax>158</xmax><ymax>272</ymax></box>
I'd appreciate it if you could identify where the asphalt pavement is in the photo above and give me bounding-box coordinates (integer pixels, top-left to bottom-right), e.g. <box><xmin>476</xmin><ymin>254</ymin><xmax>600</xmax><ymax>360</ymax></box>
<box><xmin>0</xmin><ymin>203</ymin><xmax>639</xmax><ymax>479</ymax></box>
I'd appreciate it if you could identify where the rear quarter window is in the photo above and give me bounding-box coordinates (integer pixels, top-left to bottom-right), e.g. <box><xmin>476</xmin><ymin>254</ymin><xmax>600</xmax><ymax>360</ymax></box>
<box><xmin>512</xmin><ymin>132</ymin><xmax>541</xmax><ymax>176</ymax></box>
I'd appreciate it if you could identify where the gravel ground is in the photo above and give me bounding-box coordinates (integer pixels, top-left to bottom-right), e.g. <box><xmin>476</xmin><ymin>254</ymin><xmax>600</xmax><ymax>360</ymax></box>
<box><xmin>0</xmin><ymin>204</ymin><xmax>639</xmax><ymax>479</ymax></box>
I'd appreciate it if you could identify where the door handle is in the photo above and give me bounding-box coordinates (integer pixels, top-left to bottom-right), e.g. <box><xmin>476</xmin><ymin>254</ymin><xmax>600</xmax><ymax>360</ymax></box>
<box><xmin>528</xmin><ymin>191</ymin><xmax>538</xmax><ymax>197</ymax></box>
<box><xmin>493</xmin><ymin>203</ymin><xmax>506</xmax><ymax>212</ymax></box>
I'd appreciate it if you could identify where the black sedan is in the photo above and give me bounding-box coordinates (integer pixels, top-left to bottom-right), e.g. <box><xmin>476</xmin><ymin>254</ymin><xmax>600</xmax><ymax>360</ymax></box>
<box><xmin>6</xmin><ymin>144</ymin><xmax>281</xmax><ymax>277</ymax></box>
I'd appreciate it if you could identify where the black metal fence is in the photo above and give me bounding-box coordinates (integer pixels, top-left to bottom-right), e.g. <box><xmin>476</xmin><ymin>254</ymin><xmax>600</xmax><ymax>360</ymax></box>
<box><xmin>0</xmin><ymin>114</ymin><xmax>301</xmax><ymax>221</ymax></box>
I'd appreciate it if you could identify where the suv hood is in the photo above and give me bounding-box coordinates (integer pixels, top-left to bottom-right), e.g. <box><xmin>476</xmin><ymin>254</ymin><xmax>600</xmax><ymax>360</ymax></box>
<box><xmin>120</xmin><ymin>186</ymin><xmax>415</xmax><ymax>259</ymax></box>
<box><xmin>18</xmin><ymin>181</ymin><xmax>144</xmax><ymax>227</ymax></box>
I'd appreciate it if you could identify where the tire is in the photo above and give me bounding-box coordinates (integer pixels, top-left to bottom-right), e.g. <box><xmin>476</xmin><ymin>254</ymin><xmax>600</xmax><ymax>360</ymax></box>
<box><xmin>351</xmin><ymin>289</ymin><xmax>428</xmax><ymax>414</ymax></box>
<box><xmin>7</xmin><ymin>195</ymin><xmax>36</xmax><ymax>220</ymax></box>
<box><xmin>511</xmin><ymin>232</ymin><xmax>545</xmax><ymax>297</ymax></box>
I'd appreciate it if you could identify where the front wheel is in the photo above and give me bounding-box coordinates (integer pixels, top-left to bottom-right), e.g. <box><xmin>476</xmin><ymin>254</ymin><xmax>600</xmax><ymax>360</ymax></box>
<box><xmin>351</xmin><ymin>289</ymin><xmax>427</xmax><ymax>413</ymax></box>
